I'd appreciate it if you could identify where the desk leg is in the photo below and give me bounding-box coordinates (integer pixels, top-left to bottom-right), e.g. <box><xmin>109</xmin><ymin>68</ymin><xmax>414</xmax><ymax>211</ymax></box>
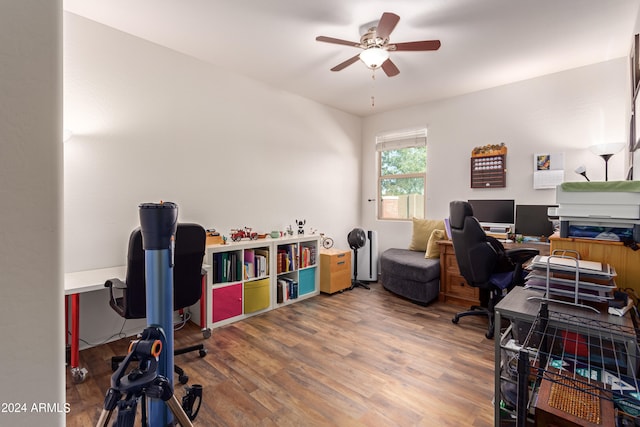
<box><xmin>201</xmin><ymin>274</ymin><xmax>211</xmax><ymax>339</ymax></box>
<box><xmin>65</xmin><ymin>296</ymin><xmax>69</xmax><ymax>349</ymax></box>
<box><xmin>69</xmin><ymin>293</ymin><xmax>87</xmax><ymax>383</ymax></box>
<box><xmin>71</xmin><ymin>293</ymin><xmax>79</xmax><ymax>368</ymax></box>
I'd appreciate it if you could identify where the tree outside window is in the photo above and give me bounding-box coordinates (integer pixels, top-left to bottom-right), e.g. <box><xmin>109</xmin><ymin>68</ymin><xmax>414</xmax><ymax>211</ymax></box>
<box><xmin>376</xmin><ymin>129</ymin><xmax>427</xmax><ymax>220</ymax></box>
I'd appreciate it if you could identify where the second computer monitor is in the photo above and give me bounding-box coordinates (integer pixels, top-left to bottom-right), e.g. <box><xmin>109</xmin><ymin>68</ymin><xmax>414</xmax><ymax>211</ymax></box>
<box><xmin>515</xmin><ymin>204</ymin><xmax>555</xmax><ymax>238</ymax></box>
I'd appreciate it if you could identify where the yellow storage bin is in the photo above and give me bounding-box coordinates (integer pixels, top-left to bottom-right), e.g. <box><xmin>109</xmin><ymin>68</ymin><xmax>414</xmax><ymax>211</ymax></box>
<box><xmin>244</xmin><ymin>278</ymin><xmax>270</xmax><ymax>313</ymax></box>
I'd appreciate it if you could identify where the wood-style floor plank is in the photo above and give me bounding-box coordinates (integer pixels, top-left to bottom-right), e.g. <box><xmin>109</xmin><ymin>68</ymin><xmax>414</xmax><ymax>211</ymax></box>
<box><xmin>66</xmin><ymin>282</ymin><xmax>496</xmax><ymax>426</ymax></box>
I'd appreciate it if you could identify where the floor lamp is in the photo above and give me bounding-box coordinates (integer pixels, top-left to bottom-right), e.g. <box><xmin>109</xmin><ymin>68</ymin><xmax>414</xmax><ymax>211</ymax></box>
<box><xmin>589</xmin><ymin>143</ymin><xmax>626</xmax><ymax>181</ymax></box>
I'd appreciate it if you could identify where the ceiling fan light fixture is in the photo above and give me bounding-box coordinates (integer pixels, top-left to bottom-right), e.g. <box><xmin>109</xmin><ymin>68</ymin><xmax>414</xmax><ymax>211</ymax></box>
<box><xmin>359</xmin><ymin>47</ymin><xmax>389</xmax><ymax>69</ymax></box>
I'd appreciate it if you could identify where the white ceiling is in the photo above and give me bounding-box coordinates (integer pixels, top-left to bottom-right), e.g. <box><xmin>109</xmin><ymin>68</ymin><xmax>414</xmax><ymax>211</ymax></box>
<box><xmin>63</xmin><ymin>0</ymin><xmax>640</xmax><ymax>117</ymax></box>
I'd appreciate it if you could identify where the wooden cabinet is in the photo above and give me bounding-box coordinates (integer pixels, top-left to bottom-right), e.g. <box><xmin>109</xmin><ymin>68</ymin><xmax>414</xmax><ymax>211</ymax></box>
<box><xmin>319</xmin><ymin>249</ymin><xmax>351</xmax><ymax>294</ymax></box>
<box><xmin>437</xmin><ymin>240</ymin><xmax>479</xmax><ymax>307</ymax></box>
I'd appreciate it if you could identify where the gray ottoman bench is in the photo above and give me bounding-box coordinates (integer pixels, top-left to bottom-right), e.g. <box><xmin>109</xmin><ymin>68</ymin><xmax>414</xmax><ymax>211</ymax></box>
<box><xmin>380</xmin><ymin>248</ymin><xmax>440</xmax><ymax>305</ymax></box>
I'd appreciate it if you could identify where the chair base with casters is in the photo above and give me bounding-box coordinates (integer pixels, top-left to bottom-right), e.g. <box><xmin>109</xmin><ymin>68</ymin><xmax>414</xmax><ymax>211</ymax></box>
<box><xmin>452</xmin><ymin>289</ymin><xmax>500</xmax><ymax>339</ymax></box>
<box><xmin>451</xmin><ymin>248</ymin><xmax>539</xmax><ymax>339</ymax></box>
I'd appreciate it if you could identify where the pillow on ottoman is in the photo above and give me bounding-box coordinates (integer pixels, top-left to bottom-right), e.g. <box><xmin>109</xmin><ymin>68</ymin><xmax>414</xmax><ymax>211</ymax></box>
<box><xmin>425</xmin><ymin>229</ymin><xmax>446</xmax><ymax>259</ymax></box>
<box><xmin>408</xmin><ymin>217</ymin><xmax>445</xmax><ymax>252</ymax></box>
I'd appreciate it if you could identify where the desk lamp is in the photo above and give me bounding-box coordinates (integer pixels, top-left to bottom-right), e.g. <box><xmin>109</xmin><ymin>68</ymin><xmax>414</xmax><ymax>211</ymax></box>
<box><xmin>589</xmin><ymin>142</ymin><xmax>625</xmax><ymax>181</ymax></box>
<box><xmin>574</xmin><ymin>165</ymin><xmax>590</xmax><ymax>181</ymax></box>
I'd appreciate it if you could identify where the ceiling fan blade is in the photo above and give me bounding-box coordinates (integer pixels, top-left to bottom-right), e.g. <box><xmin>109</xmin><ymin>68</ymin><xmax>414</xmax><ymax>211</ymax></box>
<box><xmin>316</xmin><ymin>36</ymin><xmax>361</xmax><ymax>48</ymax></box>
<box><xmin>376</xmin><ymin>12</ymin><xmax>400</xmax><ymax>39</ymax></box>
<box><xmin>390</xmin><ymin>40</ymin><xmax>441</xmax><ymax>51</ymax></box>
<box><xmin>330</xmin><ymin>54</ymin><xmax>361</xmax><ymax>72</ymax></box>
<box><xmin>381</xmin><ymin>59</ymin><xmax>400</xmax><ymax>77</ymax></box>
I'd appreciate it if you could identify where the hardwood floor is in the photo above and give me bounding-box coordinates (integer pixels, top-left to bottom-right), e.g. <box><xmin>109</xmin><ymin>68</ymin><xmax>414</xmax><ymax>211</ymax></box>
<box><xmin>66</xmin><ymin>283</ymin><xmax>496</xmax><ymax>426</ymax></box>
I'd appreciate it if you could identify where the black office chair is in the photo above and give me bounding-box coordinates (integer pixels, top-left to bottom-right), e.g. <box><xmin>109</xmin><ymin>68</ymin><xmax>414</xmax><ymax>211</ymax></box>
<box><xmin>449</xmin><ymin>201</ymin><xmax>539</xmax><ymax>338</ymax></box>
<box><xmin>348</xmin><ymin>228</ymin><xmax>369</xmax><ymax>290</ymax></box>
<box><xmin>105</xmin><ymin>223</ymin><xmax>207</xmax><ymax>384</ymax></box>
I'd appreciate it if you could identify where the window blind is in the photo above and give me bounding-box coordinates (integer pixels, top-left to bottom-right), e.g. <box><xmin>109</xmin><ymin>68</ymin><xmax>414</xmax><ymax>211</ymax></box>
<box><xmin>375</xmin><ymin>127</ymin><xmax>427</xmax><ymax>151</ymax></box>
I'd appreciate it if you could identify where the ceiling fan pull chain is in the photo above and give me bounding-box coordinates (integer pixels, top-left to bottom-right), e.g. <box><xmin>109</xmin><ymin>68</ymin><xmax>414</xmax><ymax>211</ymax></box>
<box><xmin>371</xmin><ymin>69</ymin><xmax>376</xmax><ymax>108</ymax></box>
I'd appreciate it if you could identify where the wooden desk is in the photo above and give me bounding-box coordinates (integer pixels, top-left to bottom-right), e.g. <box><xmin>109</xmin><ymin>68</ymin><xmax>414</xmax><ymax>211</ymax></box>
<box><xmin>437</xmin><ymin>240</ymin><xmax>550</xmax><ymax>306</ymax></box>
<box><xmin>550</xmin><ymin>236</ymin><xmax>640</xmax><ymax>294</ymax></box>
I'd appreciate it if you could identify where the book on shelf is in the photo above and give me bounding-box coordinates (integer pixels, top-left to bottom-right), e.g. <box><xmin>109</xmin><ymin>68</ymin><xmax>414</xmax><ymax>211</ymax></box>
<box><xmin>277</xmin><ymin>277</ymin><xmax>298</xmax><ymax>302</ymax></box>
<box><xmin>299</xmin><ymin>245</ymin><xmax>316</xmax><ymax>268</ymax></box>
<box><xmin>255</xmin><ymin>254</ymin><xmax>267</xmax><ymax>277</ymax></box>
<box><xmin>244</xmin><ymin>249</ymin><xmax>256</xmax><ymax>279</ymax></box>
<box><xmin>255</xmin><ymin>248</ymin><xmax>269</xmax><ymax>276</ymax></box>
<box><xmin>277</xmin><ymin>245</ymin><xmax>297</xmax><ymax>273</ymax></box>
<box><xmin>277</xmin><ymin>280</ymin><xmax>284</xmax><ymax>303</ymax></box>
<box><xmin>212</xmin><ymin>252</ymin><xmax>242</xmax><ymax>283</ymax></box>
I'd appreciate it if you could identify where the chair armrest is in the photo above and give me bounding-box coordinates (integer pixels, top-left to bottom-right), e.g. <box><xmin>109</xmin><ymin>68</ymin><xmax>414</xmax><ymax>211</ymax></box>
<box><xmin>105</xmin><ymin>278</ymin><xmax>127</xmax><ymax>317</ymax></box>
<box><xmin>505</xmin><ymin>248</ymin><xmax>539</xmax><ymax>265</ymax></box>
<box><xmin>105</xmin><ymin>278</ymin><xmax>127</xmax><ymax>289</ymax></box>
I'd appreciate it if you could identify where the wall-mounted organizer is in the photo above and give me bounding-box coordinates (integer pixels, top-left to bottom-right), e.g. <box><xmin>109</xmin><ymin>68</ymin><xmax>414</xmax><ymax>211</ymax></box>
<box><xmin>470</xmin><ymin>144</ymin><xmax>507</xmax><ymax>188</ymax></box>
<box><xmin>193</xmin><ymin>234</ymin><xmax>320</xmax><ymax>329</ymax></box>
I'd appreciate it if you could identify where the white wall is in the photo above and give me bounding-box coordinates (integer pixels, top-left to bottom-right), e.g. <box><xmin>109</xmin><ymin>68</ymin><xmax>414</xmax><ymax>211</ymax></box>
<box><xmin>362</xmin><ymin>58</ymin><xmax>629</xmax><ymax>254</ymax></box>
<box><xmin>0</xmin><ymin>2</ymin><xmax>65</xmax><ymax>426</ymax></box>
<box><xmin>63</xmin><ymin>13</ymin><xmax>361</xmax><ymax>344</ymax></box>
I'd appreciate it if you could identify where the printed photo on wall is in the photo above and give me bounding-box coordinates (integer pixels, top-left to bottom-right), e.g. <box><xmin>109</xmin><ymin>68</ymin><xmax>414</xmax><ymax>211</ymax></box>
<box><xmin>536</xmin><ymin>154</ymin><xmax>551</xmax><ymax>170</ymax></box>
<box><xmin>533</xmin><ymin>152</ymin><xmax>564</xmax><ymax>189</ymax></box>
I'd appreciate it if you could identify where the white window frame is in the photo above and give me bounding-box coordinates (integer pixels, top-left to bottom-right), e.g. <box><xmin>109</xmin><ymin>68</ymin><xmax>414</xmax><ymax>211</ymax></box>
<box><xmin>376</xmin><ymin>127</ymin><xmax>427</xmax><ymax>221</ymax></box>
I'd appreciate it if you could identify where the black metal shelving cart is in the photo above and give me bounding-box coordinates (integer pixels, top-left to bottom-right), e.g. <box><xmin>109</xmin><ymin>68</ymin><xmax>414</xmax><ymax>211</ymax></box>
<box><xmin>494</xmin><ymin>288</ymin><xmax>639</xmax><ymax>426</ymax></box>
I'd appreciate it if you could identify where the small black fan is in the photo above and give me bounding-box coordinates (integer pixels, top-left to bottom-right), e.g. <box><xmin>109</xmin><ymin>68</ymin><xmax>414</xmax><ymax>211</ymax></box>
<box><xmin>347</xmin><ymin>228</ymin><xmax>369</xmax><ymax>290</ymax></box>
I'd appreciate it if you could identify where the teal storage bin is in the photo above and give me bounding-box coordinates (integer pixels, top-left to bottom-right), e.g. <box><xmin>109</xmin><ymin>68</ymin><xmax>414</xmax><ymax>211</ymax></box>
<box><xmin>298</xmin><ymin>267</ymin><xmax>316</xmax><ymax>296</ymax></box>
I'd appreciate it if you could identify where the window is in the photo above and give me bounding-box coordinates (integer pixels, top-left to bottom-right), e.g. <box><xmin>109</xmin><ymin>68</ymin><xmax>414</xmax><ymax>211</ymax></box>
<box><xmin>376</xmin><ymin>128</ymin><xmax>427</xmax><ymax>220</ymax></box>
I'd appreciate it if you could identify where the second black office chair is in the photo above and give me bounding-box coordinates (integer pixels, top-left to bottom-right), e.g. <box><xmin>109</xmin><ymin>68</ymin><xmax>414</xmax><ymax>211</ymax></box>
<box><xmin>105</xmin><ymin>223</ymin><xmax>207</xmax><ymax>384</ymax></box>
<box><xmin>448</xmin><ymin>201</ymin><xmax>539</xmax><ymax>338</ymax></box>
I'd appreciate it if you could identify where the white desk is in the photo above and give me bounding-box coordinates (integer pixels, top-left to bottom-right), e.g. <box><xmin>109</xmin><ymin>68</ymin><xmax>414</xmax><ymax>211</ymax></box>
<box><xmin>64</xmin><ymin>266</ymin><xmax>126</xmax><ymax>383</ymax></box>
<box><xmin>64</xmin><ymin>265</ymin><xmax>210</xmax><ymax>383</ymax></box>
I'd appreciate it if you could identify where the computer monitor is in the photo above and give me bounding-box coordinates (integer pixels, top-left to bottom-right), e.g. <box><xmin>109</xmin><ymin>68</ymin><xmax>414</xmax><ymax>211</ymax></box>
<box><xmin>467</xmin><ymin>199</ymin><xmax>515</xmax><ymax>230</ymax></box>
<box><xmin>515</xmin><ymin>204</ymin><xmax>556</xmax><ymax>238</ymax></box>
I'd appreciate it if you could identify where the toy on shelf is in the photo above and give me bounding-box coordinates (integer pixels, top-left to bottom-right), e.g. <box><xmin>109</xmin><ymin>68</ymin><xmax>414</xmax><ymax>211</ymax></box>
<box><xmin>295</xmin><ymin>219</ymin><xmax>306</xmax><ymax>235</ymax></box>
<box><xmin>230</xmin><ymin>227</ymin><xmax>258</xmax><ymax>242</ymax></box>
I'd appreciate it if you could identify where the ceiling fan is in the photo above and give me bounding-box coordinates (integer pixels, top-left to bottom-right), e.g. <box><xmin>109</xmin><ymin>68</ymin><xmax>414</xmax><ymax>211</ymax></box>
<box><xmin>316</xmin><ymin>12</ymin><xmax>441</xmax><ymax>77</ymax></box>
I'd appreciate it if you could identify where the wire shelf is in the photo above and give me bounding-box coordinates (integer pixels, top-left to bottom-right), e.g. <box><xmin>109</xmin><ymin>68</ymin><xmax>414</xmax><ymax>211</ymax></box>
<box><xmin>507</xmin><ymin>303</ymin><xmax>640</xmax><ymax>426</ymax></box>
